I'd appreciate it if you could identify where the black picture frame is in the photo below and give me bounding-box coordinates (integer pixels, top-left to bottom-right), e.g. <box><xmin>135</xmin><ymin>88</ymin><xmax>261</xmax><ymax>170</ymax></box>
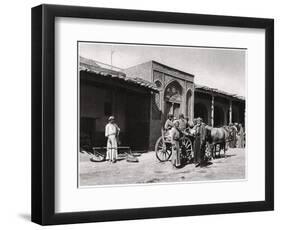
<box><xmin>31</xmin><ymin>4</ymin><xmax>274</xmax><ymax>225</ymax></box>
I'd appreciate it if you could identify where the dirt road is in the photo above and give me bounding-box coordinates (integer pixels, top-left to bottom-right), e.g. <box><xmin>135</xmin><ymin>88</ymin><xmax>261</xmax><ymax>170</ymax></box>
<box><xmin>79</xmin><ymin>148</ymin><xmax>246</xmax><ymax>186</ymax></box>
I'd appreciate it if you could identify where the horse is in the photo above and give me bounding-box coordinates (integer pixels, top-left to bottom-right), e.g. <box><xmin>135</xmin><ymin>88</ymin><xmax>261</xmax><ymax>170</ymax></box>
<box><xmin>205</xmin><ymin>125</ymin><xmax>231</xmax><ymax>158</ymax></box>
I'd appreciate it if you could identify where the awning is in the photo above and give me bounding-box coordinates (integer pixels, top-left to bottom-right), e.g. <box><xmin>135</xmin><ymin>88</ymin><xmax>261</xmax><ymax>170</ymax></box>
<box><xmin>80</xmin><ymin>57</ymin><xmax>158</xmax><ymax>92</ymax></box>
<box><xmin>195</xmin><ymin>84</ymin><xmax>245</xmax><ymax>101</ymax></box>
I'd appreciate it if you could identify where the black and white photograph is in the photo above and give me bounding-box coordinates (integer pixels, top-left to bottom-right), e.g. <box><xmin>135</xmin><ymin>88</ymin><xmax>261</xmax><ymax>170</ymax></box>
<box><xmin>78</xmin><ymin>42</ymin><xmax>246</xmax><ymax>187</ymax></box>
<box><xmin>0</xmin><ymin>0</ymin><xmax>277</xmax><ymax>228</ymax></box>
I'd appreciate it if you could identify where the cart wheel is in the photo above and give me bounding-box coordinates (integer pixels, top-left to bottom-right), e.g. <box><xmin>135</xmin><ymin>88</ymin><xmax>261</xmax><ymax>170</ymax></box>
<box><xmin>182</xmin><ymin>137</ymin><xmax>193</xmax><ymax>158</ymax></box>
<box><xmin>90</xmin><ymin>149</ymin><xmax>106</xmax><ymax>162</ymax></box>
<box><xmin>155</xmin><ymin>137</ymin><xmax>172</xmax><ymax>162</ymax></box>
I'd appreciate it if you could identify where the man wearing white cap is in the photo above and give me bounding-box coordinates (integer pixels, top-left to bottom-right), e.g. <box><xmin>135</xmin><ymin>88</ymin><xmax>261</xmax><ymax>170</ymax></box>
<box><xmin>170</xmin><ymin>120</ymin><xmax>181</xmax><ymax>168</ymax></box>
<box><xmin>105</xmin><ymin>116</ymin><xmax>120</xmax><ymax>163</ymax></box>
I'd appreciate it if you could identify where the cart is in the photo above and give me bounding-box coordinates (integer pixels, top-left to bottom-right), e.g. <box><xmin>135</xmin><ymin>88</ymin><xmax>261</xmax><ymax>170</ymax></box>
<box><xmin>155</xmin><ymin>129</ymin><xmax>194</xmax><ymax>165</ymax></box>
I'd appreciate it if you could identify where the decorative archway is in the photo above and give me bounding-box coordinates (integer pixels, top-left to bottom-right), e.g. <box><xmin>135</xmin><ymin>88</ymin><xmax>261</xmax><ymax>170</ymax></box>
<box><xmin>164</xmin><ymin>80</ymin><xmax>183</xmax><ymax>119</ymax></box>
<box><xmin>194</xmin><ymin>103</ymin><xmax>208</xmax><ymax>124</ymax></box>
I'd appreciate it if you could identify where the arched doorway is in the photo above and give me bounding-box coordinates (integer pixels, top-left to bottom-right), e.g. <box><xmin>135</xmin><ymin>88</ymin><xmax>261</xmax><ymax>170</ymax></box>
<box><xmin>214</xmin><ymin>105</ymin><xmax>225</xmax><ymax>127</ymax></box>
<box><xmin>186</xmin><ymin>89</ymin><xmax>192</xmax><ymax>119</ymax></box>
<box><xmin>194</xmin><ymin>103</ymin><xmax>208</xmax><ymax>124</ymax></box>
<box><xmin>164</xmin><ymin>80</ymin><xmax>183</xmax><ymax>119</ymax></box>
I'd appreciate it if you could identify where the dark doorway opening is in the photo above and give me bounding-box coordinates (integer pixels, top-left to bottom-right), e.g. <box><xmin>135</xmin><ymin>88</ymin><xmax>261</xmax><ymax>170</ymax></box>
<box><xmin>125</xmin><ymin>92</ymin><xmax>150</xmax><ymax>151</ymax></box>
<box><xmin>194</xmin><ymin>103</ymin><xmax>208</xmax><ymax>124</ymax></box>
<box><xmin>80</xmin><ymin>117</ymin><xmax>96</xmax><ymax>151</ymax></box>
<box><xmin>214</xmin><ymin>106</ymin><xmax>225</xmax><ymax>127</ymax></box>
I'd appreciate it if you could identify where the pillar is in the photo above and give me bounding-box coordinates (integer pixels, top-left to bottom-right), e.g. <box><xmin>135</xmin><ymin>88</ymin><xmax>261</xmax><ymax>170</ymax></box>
<box><xmin>229</xmin><ymin>100</ymin><xmax>232</xmax><ymax>125</ymax></box>
<box><xmin>191</xmin><ymin>87</ymin><xmax>195</xmax><ymax>121</ymax></box>
<box><xmin>211</xmin><ymin>95</ymin><xmax>214</xmax><ymax>127</ymax></box>
<box><xmin>183</xmin><ymin>88</ymin><xmax>187</xmax><ymax>118</ymax></box>
<box><xmin>223</xmin><ymin>109</ymin><xmax>227</xmax><ymax>126</ymax></box>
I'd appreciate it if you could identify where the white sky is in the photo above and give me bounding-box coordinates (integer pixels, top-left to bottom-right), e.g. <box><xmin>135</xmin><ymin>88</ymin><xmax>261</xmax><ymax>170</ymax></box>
<box><xmin>79</xmin><ymin>42</ymin><xmax>246</xmax><ymax>97</ymax></box>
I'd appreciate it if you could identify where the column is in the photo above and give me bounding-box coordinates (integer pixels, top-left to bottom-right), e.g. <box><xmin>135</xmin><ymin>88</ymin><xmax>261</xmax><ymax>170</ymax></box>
<box><xmin>244</xmin><ymin>104</ymin><xmax>246</xmax><ymax>128</ymax></box>
<box><xmin>229</xmin><ymin>100</ymin><xmax>232</xmax><ymax>125</ymax></box>
<box><xmin>223</xmin><ymin>109</ymin><xmax>227</xmax><ymax>126</ymax></box>
<box><xmin>211</xmin><ymin>95</ymin><xmax>214</xmax><ymax>127</ymax></box>
<box><xmin>190</xmin><ymin>88</ymin><xmax>195</xmax><ymax>121</ymax></box>
<box><xmin>183</xmin><ymin>88</ymin><xmax>187</xmax><ymax>118</ymax></box>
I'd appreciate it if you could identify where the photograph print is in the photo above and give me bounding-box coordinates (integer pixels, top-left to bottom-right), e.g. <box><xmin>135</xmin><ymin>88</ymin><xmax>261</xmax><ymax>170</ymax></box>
<box><xmin>78</xmin><ymin>42</ymin><xmax>246</xmax><ymax>187</ymax></box>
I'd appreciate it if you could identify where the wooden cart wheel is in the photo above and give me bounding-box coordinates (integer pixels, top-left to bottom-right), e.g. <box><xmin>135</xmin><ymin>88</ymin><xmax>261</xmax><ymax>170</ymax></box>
<box><xmin>181</xmin><ymin>137</ymin><xmax>193</xmax><ymax>160</ymax></box>
<box><xmin>155</xmin><ymin>137</ymin><xmax>172</xmax><ymax>162</ymax></box>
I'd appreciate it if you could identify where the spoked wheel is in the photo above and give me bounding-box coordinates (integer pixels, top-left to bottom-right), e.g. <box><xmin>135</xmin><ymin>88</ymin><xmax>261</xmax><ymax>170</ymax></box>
<box><xmin>155</xmin><ymin>137</ymin><xmax>172</xmax><ymax>162</ymax></box>
<box><xmin>181</xmin><ymin>137</ymin><xmax>193</xmax><ymax>162</ymax></box>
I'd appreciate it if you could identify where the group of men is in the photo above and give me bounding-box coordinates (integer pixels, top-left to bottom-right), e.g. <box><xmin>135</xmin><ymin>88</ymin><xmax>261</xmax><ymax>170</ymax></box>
<box><xmin>229</xmin><ymin>123</ymin><xmax>245</xmax><ymax>148</ymax></box>
<box><xmin>165</xmin><ymin>114</ymin><xmax>207</xmax><ymax>168</ymax></box>
<box><xmin>104</xmin><ymin>114</ymin><xmax>245</xmax><ymax>165</ymax></box>
<box><xmin>103</xmin><ymin>113</ymin><xmax>206</xmax><ymax>166</ymax></box>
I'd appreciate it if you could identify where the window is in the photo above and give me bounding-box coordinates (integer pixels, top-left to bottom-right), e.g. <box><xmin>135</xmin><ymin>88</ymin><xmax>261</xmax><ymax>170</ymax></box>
<box><xmin>154</xmin><ymin>80</ymin><xmax>162</xmax><ymax>89</ymax></box>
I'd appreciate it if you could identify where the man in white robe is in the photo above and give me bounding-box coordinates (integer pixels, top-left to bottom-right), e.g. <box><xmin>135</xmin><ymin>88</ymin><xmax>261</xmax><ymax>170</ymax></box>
<box><xmin>105</xmin><ymin>116</ymin><xmax>120</xmax><ymax>163</ymax></box>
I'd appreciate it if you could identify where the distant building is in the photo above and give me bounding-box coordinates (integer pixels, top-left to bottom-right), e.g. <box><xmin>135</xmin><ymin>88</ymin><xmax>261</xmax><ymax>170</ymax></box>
<box><xmin>79</xmin><ymin>57</ymin><xmax>245</xmax><ymax>152</ymax></box>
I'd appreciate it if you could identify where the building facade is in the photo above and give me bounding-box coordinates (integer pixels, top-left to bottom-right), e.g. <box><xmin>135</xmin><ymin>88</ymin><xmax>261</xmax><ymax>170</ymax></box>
<box><xmin>124</xmin><ymin>61</ymin><xmax>245</xmax><ymax>149</ymax></box>
<box><xmin>80</xmin><ymin>57</ymin><xmax>245</xmax><ymax>152</ymax></box>
<box><xmin>80</xmin><ymin>57</ymin><xmax>157</xmax><ymax>151</ymax></box>
<box><xmin>124</xmin><ymin>61</ymin><xmax>195</xmax><ymax>149</ymax></box>
<box><xmin>194</xmin><ymin>85</ymin><xmax>245</xmax><ymax>128</ymax></box>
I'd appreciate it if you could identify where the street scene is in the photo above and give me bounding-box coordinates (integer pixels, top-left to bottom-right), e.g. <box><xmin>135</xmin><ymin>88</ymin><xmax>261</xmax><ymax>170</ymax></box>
<box><xmin>79</xmin><ymin>42</ymin><xmax>246</xmax><ymax>187</ymax></box>
<box><xmin>80</xmin><ymin>148</ymin><xmax>245</xmax><ymax>186</ymax></box>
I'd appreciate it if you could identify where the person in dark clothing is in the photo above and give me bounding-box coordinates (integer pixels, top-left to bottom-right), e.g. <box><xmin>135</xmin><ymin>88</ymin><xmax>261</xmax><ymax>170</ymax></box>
<box><xmin>193</xmin><ymin>117</ymin><xmax>207</xmax><ymax>167</ymax></box>
<box><xmin>170</xmin><ymin>120</ymin><xmax>181</xmax><ymax>168</ymax></box>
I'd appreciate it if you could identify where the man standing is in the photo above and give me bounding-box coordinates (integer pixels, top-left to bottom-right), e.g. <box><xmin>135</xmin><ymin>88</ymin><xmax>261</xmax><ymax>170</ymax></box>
<box><xmin>229</xmin><ymin>123</ymin><xmax>237</xmax><ymax>148</ymax></box>
<box><xmin>193</xmin><ymin>117</ymin><xmax>207</xmax><ymax>167</ymax></box>
<box><xmin>178</xmin><ymin>113</ymin><xmax>188</xmax><ymax>132</ymax></box>
<box><xmin>170</xmin><ymin>120</ymin><xmax>181</xmax><ymax>168</ymax></box>
<box><xmin>105</xmin><ymin>116</ymin><xmax>120</xmax><ymax>163</ymax></box>
<box><xmin>237</xmin><ymin>123</ymin><xmax>245</xmax><ymax>148</ymax></box>
<box><xmin>164</xmin><ymin>114</ymin><xmax>174</xmax><ymax>131</ymax></box>
<box><xmin>192</xmin><ymin>117</ymin><xmax>198</xmax><ymax>128</ymax></box>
